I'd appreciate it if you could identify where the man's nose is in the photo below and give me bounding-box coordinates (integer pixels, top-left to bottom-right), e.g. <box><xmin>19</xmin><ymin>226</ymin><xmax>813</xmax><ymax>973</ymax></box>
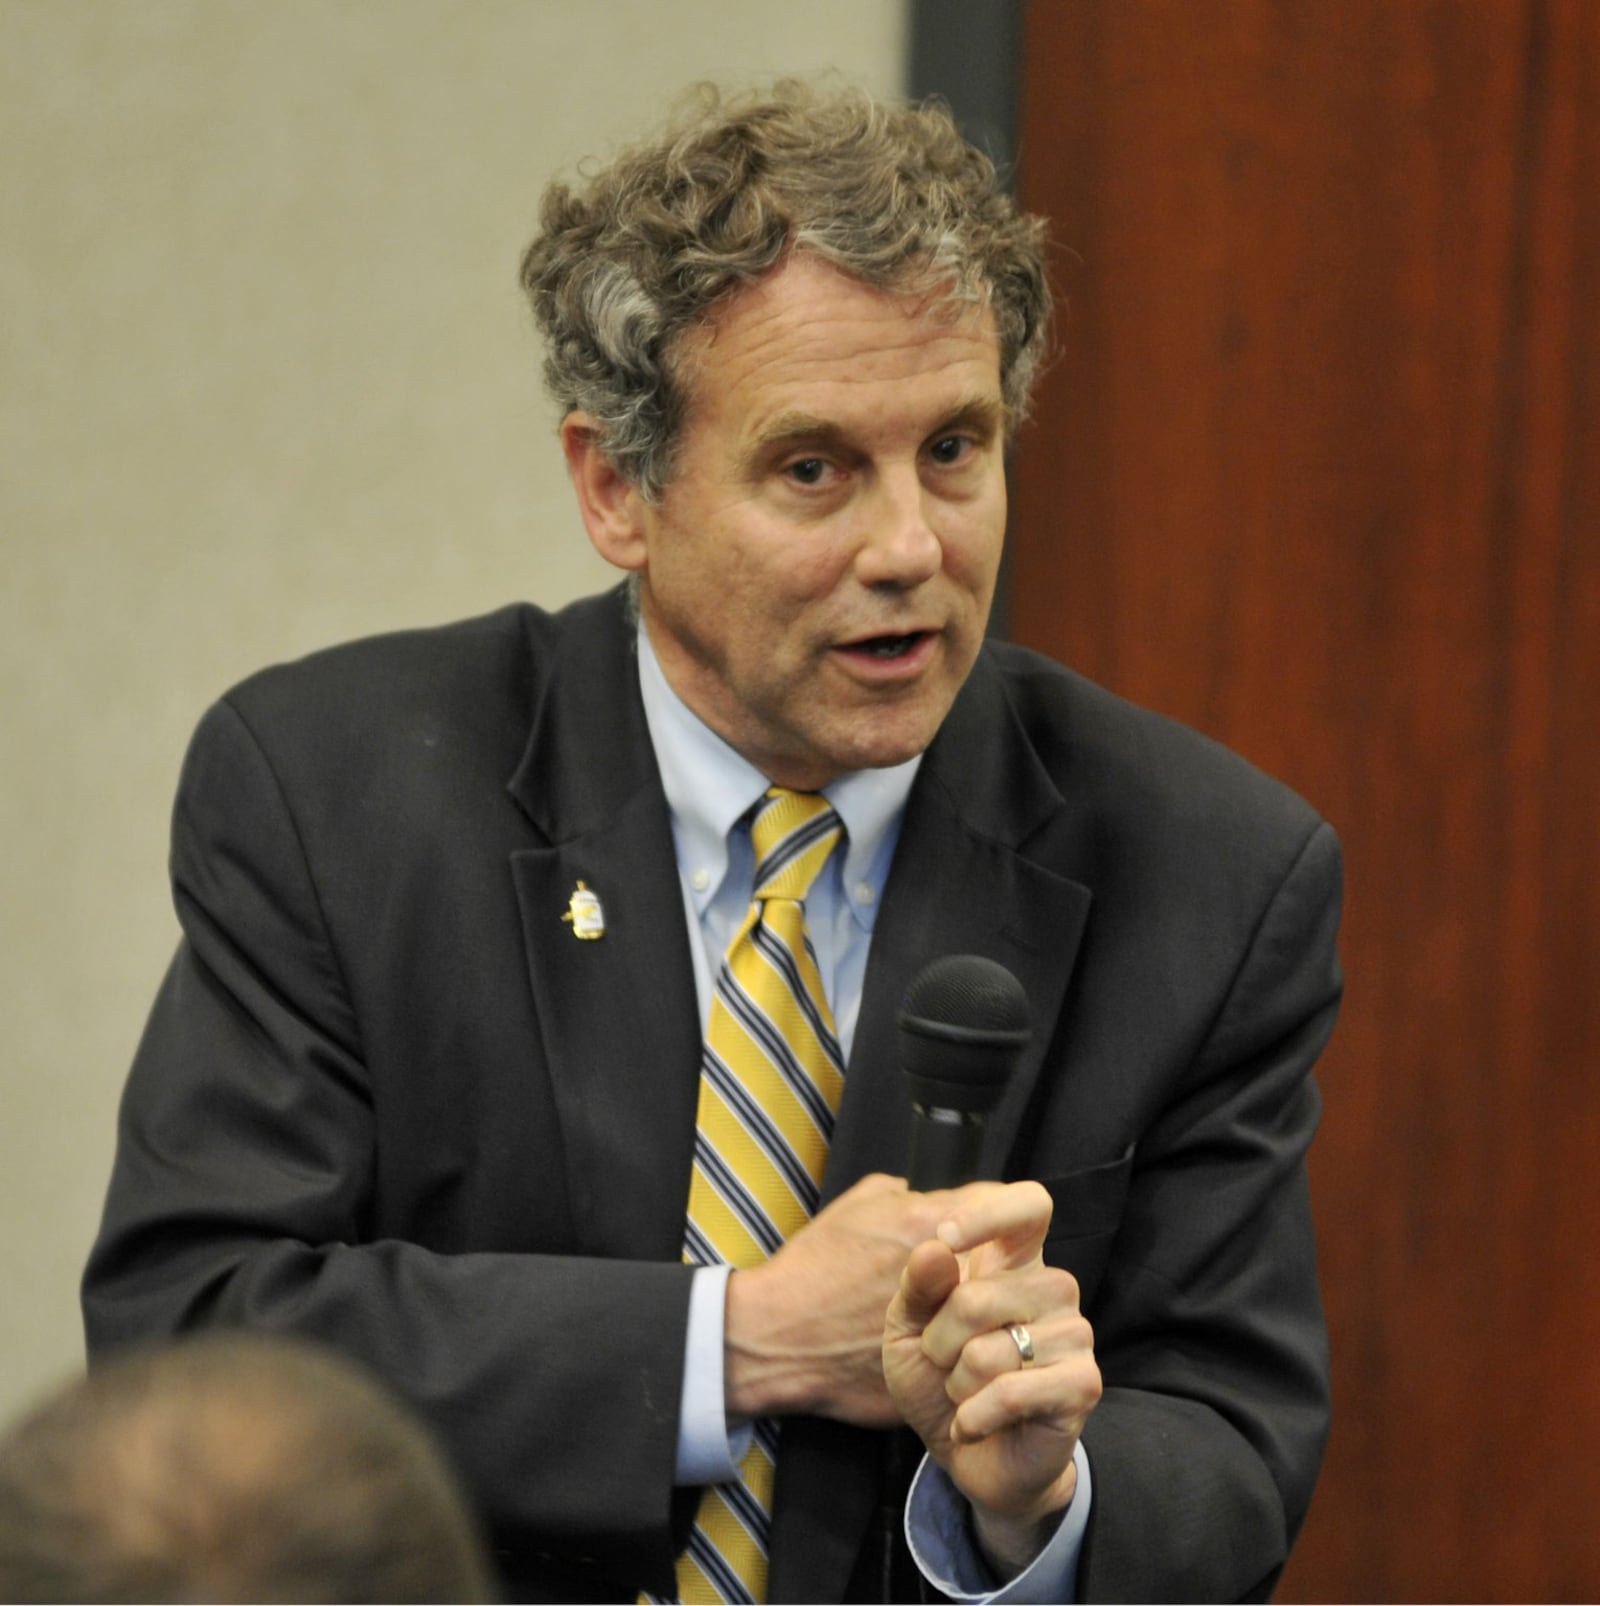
<box><xmin>854</xmin><ymin>470</ymin><xmax>942</xmax><ymax>588</ymax></box>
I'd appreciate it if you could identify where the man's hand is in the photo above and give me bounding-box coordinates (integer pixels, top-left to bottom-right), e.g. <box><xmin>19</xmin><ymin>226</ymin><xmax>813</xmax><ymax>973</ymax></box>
<box><xmin>883</xmin><ymin>1181</ymin><xmax>1102</xmax><ymax>1579</ymax></box>
<box><xmin>725</xmin><ymin>1173</ymin><xmax>963</xmax><ymax>1426</ymax></box>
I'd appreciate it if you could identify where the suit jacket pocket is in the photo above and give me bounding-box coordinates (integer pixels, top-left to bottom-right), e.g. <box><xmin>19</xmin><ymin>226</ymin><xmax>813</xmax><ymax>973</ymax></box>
<box><xmin>1039</xmin><ymin>1144</ymin><xmax>1135</xmax><ymax>1311</ymax></box>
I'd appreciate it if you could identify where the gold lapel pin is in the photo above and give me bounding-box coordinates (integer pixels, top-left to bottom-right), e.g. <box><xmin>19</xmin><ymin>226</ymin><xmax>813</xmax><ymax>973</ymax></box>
<box><xmin>562</xmin><ymin>880</ymin><xmax>606</xmax><ymax>940</ymax></box>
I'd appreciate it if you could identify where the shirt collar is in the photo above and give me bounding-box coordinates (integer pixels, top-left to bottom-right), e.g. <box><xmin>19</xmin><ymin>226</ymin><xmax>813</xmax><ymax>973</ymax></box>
<box><xmin>636</xmin><ymin>621</ymin><xmax>920</xmax><ymax>919</ymax></box>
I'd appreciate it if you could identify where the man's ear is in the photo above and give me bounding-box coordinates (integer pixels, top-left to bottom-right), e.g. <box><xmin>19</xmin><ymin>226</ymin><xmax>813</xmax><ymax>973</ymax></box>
<box><xmin>561</xmin><ymin>413</ymin><xmax>649</xmax><ymax>572</ymax></box>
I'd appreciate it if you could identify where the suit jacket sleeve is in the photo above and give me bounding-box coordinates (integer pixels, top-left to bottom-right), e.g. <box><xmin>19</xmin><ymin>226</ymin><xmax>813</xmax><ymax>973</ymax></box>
<box><xmin>1072</xmin><ymin>819</ymin><xmax>1341</xmax><ymax>1604</ymax></box>
<box><xmin>82</xmin><ymin>689</ymin><xmax>691</xmax><ymax>1600</ymax></box>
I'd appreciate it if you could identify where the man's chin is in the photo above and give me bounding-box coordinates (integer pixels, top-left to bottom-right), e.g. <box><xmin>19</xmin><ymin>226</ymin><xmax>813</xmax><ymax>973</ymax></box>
<box><xmin>817</xmin><ymin>713</ymin><xmax>948</xmax><ymax>779</ymax></box>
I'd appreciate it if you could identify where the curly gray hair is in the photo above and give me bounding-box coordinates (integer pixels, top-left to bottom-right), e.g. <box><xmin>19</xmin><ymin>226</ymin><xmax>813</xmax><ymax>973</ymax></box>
<box><xmin>520</xmin><ymin>80</ymin><xmax>1053</xmax><ymax>501</ymax></box>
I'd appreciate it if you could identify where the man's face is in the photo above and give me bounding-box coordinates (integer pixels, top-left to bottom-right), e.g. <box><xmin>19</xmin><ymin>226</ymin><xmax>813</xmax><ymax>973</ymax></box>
<box><xmin>626</xmin><ymin>254</ymin><xmax>1008</xmax><ymax>789</ymax></box>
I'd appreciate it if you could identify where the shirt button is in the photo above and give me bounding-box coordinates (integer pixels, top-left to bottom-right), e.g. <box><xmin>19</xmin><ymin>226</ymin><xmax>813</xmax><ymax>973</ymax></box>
<box><xmin>854</xmin><ymin>882</ymin><xmax>876</xmax><ymax>906</ymax></box>
<box><xmin>690</xmin><ymin>867</ymin><xmax>710</xmax><ymax>892</ymax></box>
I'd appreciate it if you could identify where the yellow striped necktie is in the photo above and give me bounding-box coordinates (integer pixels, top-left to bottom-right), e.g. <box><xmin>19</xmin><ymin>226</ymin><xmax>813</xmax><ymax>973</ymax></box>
<box><xmin>670</xmin><ymin>788</ymin><xmax>846</xmax><ymax>1605</ymax></box>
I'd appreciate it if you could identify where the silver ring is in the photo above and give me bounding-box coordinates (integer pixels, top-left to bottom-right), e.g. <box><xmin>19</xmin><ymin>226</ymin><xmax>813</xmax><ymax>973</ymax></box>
<box><xmin>1007</xmin><ymin>1323</ymin><xmax>1036</xmax><ymax>1366</ymax></box>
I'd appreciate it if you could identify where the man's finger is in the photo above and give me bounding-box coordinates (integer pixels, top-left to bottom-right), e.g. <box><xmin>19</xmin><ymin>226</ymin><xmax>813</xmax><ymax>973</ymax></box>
<box><xmin>934</xmin><ymin>1180</ymin><xmax>1053</xmax><ymax>1267</ymax></box>
<box><xmin>919</xmin><ymin>1265</ymin><xmax>1083</xmax><ymax>1371</ymax></box>
<box><xmin>950</xmin><ymin>1351</ymin><xmax>1103</xmax><ymax>1445</ymax></box>
<box><xmin>888</xmin><ymin>1239</ymin><xmax>962</xmax><ymax>1336</ymax></box>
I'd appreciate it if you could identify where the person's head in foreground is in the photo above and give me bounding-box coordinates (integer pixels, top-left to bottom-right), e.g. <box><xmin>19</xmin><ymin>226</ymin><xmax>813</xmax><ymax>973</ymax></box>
<box><xmin>0</xmin><ymin>1332</ymin><xmax>493</xmax><ymax>1603</ymax></box>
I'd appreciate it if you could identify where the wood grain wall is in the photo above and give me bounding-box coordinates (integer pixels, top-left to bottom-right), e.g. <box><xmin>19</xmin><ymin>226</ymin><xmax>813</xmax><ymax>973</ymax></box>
<box><xmin>1009</xmin><ymin>2</ymin><xmax>1599</xmax><ymax>1598</ymax></box>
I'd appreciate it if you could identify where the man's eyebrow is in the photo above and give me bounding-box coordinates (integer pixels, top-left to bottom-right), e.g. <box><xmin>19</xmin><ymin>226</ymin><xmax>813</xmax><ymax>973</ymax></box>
<box><xmin>743</xmin><ymin>395</ymin><xmax>1006</xmax><ymax>464</ymax></box>
<box><xmin>743</xmin><ymin>413</ymin><xmax>851</xmax><ymax>460</ymax></box>
<box><xmin>934</xmin><ymin>395</ymin><xmax>1007</xmax><ymax>438</ymax></box>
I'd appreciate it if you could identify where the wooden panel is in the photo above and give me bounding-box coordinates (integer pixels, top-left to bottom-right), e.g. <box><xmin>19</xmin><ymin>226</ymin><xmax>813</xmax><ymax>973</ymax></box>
<box><xmin>1010</xmin><ymin>2</ymin><xmax>1600</xmax><ymax>1598</ymax></box>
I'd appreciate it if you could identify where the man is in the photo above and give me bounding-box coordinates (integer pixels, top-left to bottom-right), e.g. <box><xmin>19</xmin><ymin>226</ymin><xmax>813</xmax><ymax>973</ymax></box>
<box><xmin>0</xmin><ymin>1333</ymin><xmax>493</xmax><ymax>1602</ymax></box>
<box><xmin>84</xmin><ymin>83</ymin><xmax>1341</xmax><ymax>1602</ymax></box>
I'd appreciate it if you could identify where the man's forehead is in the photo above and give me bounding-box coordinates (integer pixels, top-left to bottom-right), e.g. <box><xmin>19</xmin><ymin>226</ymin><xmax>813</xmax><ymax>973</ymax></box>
<box><xmin>674</xmin><ymin>255</ymin><xmax>1002</xmax><ymax>428</ymax></box>
<box><xmin>697</xmin><ymin>254</ymin><xmax>994</xmax><ymax>348</ymax></box>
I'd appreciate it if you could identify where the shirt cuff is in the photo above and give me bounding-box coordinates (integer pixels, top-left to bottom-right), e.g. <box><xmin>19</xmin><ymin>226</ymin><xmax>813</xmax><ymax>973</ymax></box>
<box><xmin>675</xmin><ymin>1264</ymin><xmax>751</xmax><ymax>1485</ymax></box>
<box><xmin>904</xmin><ymin>1440</ymin><xmax>1092</xmax><ymax>1603</ymax></box>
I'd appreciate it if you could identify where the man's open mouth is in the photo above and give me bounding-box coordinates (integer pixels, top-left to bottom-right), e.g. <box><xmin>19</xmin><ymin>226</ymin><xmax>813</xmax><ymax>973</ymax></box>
<box><xmin>847</xmin><ymin>631</ymin><xmax>929</xmax><ymax>659</ymax></box>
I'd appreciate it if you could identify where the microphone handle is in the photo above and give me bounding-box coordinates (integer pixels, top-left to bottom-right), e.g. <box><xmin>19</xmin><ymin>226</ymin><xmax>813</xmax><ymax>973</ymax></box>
<box><xmin>907</xmin><ymin>1108</ymin><xmax>986</xmax><ymax>1191</ymax></box>
<box><xmin>883</xmin><ymin>1106</ymin><xmax>984</xmax><ymax>1594</ymax></box>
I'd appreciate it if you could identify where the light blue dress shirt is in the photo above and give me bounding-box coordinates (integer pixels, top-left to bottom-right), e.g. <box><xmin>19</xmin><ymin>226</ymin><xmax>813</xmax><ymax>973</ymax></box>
<box><xmin>636</xmin><ymin>624</ymin><xmax>1088</xmax><ymax>1600</ymax></box>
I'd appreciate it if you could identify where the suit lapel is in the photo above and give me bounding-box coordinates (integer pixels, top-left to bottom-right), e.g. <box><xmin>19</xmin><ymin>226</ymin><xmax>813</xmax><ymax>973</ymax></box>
<box><xmin>505</xmin><ymin>592</ymin><xmax>702</xmax><ymax>1263</ymax></box>
<box><xmin>825</xmin><ymin>646</ymin><xmax>1094</xmax><ymax>1201</ymax></box>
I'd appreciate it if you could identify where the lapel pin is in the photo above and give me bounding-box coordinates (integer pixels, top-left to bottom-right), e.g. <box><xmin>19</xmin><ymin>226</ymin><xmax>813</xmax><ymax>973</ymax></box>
<box><xmin>562</xmin><ymin>880</ymin><xmax>606</xmax><ymax>940</ymax></box>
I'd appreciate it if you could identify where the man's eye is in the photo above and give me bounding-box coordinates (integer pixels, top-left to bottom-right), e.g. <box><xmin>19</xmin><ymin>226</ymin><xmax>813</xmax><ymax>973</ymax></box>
<box><xmin>786</xmin><ymin>458</ymin><xmax>828</xmax><ymax>485</ymax></box>
<box><xmin>929</xmin><ymin>435</ymin><xmax>971</xmax><ymax>465</ymax></box>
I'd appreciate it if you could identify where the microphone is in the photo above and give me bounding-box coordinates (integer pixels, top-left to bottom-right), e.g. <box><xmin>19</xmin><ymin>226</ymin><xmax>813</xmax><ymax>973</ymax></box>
<box><xmin>898</xmin><ymin>955</ymin><xmax>1031</xmax><ymax>1190</ymax></box>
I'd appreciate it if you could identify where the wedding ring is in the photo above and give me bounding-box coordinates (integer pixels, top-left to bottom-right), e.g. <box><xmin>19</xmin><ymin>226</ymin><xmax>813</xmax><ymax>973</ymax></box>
<box><xmin>1007</xmin><ymin>1323</ymin><xmax>1036</xmax><ymax>1366</ymax></box>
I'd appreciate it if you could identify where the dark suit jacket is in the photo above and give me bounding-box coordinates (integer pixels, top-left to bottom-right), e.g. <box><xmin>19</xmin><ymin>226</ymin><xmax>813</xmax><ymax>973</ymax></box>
<box><xmin>83</xmin><ymin>588</ymin><xmax>1341</xmax><ymax>1603</ymax></box>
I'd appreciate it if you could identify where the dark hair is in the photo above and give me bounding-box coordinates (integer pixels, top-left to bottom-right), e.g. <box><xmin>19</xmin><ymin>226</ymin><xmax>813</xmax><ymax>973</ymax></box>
<box><xmin>0</xmin><ymin>1334</ymin><xmax>493</xmax><ymax>1603</ymax></box>
<box><xmin>521</xmin><ymin>79</ymin><xmax>1052</xmax><ymax>499</ymax></box>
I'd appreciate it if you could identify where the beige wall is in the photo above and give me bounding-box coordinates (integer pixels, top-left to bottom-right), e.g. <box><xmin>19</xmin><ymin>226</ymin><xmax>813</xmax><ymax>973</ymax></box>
<box><xmin>0</xmin><ymin>0</ymin><xmax>906</xmax><ymax>1426</ymax></box>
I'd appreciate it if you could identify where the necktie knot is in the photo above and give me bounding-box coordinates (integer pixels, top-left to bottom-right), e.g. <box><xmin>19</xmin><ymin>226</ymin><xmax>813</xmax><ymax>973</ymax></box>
<box><xmin>750</xmin><ymin>788</ymin><xmax>842</xmax><ymax>904</ymax></box>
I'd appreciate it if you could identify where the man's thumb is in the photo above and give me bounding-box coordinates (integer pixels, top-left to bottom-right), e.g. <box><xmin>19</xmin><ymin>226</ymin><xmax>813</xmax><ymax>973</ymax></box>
<box><xmin>887</xmin><ymin>1238</ymin><xmax>962</xmax><ymax>1337</ymax></box>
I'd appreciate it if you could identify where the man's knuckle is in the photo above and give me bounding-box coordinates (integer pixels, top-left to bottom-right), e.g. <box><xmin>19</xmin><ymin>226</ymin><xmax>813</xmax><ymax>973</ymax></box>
<box><xmin>942</xmin><ymin>1280</ymin><xmax>975</xmax><ymax>1317</ymax></box>
<box><xmin>1042</xmin><ymin>1265</ymin><xmax>1081</xmax><ymax>1307</ymax></box>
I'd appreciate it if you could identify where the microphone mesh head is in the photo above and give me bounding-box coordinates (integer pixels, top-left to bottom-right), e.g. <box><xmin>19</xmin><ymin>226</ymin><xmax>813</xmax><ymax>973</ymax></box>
<box><xmin>901</xmin><ymin>954</ymin><xmax>1029</xmax><ymax>1035</ymax></box>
